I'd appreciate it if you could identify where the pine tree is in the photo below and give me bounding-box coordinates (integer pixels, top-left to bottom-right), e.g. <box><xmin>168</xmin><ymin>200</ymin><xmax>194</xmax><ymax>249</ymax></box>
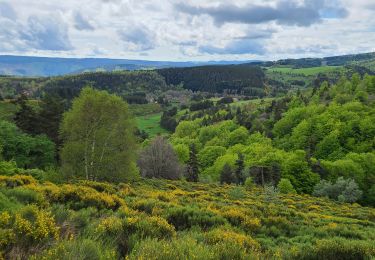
<box><xmin>235</xmin><ymin>153</ymin><xmax>245</xmax><ymax>185</ymax></box>
<box><xmin>220</xmin><ymin>163</ymin><xmax>234</xmax><ymax>184</ymax></box>
<box><xmin>13</xmin><ymin>93</ymin><xmax>39</xmax><ymax>135</ymax></box>
<box><xmin>38</xmin><ymin>94</ymin><xmax>66</xmax><ymax>146</ymax></box>
<box><xmin>186</xmin><ymin>144</ymin><xmax>199</xmax><ymax>182</ymax></box>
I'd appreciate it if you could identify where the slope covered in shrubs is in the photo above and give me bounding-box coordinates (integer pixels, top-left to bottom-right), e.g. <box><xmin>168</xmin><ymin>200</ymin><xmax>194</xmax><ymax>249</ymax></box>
<box><xmin>0</xmin><ymin>175</ymin><xmax>374</xmax><ymax>259</ymax></box>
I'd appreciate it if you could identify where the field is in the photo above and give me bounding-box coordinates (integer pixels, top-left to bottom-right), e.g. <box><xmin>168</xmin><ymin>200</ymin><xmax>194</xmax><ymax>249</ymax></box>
<box><xmin>136</xmin><ymin>113</ymin><xmax>169</xmax><ymax>137</ymax></box>
<box><xmin>267</xmin><ymin>66</ymin><xmax>343</xmax><ymax>76</ymax></box>
<box><xmin>0</xmin><ymin>175</ymin><xmax>374</xmax><ymax>259</ymax></box>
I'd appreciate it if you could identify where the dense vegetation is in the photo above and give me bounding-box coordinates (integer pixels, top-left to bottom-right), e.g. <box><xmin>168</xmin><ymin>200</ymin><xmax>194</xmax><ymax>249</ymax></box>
<box><xmin>0</xmin><ymin>175</ymin><xmax>374</xmax><ymax>259</ymax></box>
<box><xmin>158</xmin><ymin>65</ymin><xmax>269</xmax><ymax>96</ymax></box>
<box><xmin>0</xmin><ymin>56</ymin><xmax>374</xmax><ymax>259</ymax></box>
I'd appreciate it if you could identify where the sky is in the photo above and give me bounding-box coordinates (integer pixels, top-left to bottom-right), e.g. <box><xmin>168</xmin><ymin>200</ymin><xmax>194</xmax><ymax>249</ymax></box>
<box><xmin>0</xmin><ymin>0</ymin><xmax>374</xmax><ymax>61</ymax></box>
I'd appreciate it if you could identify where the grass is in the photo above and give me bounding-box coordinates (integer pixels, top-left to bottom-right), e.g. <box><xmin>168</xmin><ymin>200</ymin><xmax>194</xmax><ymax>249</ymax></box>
<box><xmin>136</xmin><ymin>113</ymin><xmax>169</xmax><ymax>137</ymax></box>
<box><xmin>267</xmin><ymin>66</ymin><xmax>343</xmax><ymax>76</ymax></box>
<box><xmin>129</xmin><ymin>103</ymin><xmax>162</xmax><ymax>117</ymax></box>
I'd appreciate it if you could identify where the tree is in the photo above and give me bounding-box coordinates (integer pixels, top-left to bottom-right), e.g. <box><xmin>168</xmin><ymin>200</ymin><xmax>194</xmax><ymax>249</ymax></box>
<box><xmin>234</xmin><ymin>153</ymin><xmax>245</xmax><ymax>185</ymax></box>
<box><xmin>60</xmin><ymin>88</ymin><xmax>138</xmax><ymax>182</ymax></box>
<box><xmin>0</xmin><ymin>120</ymin><xmax>55</xmax><ymax>169</ymax></box>
<box><xmin>277</xmin><ymin>178</ymin><xmax>296</xmax><ymax>194</ymax></box>
<box><xmin>38</xmin><ymin>93</ymin><xmax>66</xmax><ymax>146</ymax></box>
<box><xmin>13</xmin><ymin>93</ymin><xmax>39</xmax><ymax>135</ymax></box>
<box><xmin>220</xmin><ymin>163</ymin><xmax>235</xmax><ymax>184</ymax></box>
<box><xmin>186</xmin><ymin>144</ymin><xmax>199</xmax><ymax>182</ymax></box>
<box><xmin>138</xmin><ymin>136</ymin><xmax>182</xmax><ymax>180</ymax></box>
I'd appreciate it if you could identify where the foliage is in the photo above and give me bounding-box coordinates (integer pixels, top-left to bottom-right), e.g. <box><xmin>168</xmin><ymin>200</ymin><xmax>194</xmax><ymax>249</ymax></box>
<box><xmin>0</xmin><ymin>121</ymin><xmax>55</xmax><ymax>169</ymax></box>
<box><xmin>186</xmin><ymin>144</ymin><xmax>199</xmax><ymax>182</ymax></box>
<box><xmin>277</xmin><ymin>178</ymin><xmax>296</xmax><ymax>194</ymax></box>
<box><xmin>313</xmin><ymin>177</ymin><xmax>363</xmax><ymax>203</ymax></box>
<box><xmin>0</xmin><ymin>177</ymin><xmax>374</xmax><ymax>259</ymax></box>
<box><xmin>60</xmin><ymin>87</ymin><xmax>138</xmax><ymax>182</ymax></box>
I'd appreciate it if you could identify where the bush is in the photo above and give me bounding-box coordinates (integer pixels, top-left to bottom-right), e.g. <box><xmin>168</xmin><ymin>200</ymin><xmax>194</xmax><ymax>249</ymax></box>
<box><xmin>0</xmin><ymin>206</ymin><xmax>59</xmax><ymax>258</ymax></box>
<box><xmin>263</xmin><ymin>185</ymin><xmax>279</xmax><ymax>203</ymax></box>
<box><xmin>277</xmin><ymin>178</ymin><xmax>296</xmax><ymax>194</ymax></box>
<box><xmin>244</xmin><ymin>177</ymin><xmax>255</xmax><ymax>191</ymax></box>
<box><xmin>32</xmin><ymin>239</ymin><xmax>117</xmax><ymax>260</ymax></box>
<box><xmin>205</xmin><ymin>228</ymin><xmax>260</xmax><ymax>252</ymax></box>
<box><xmin>313</xmin><ymin>177</ymin><xmax>362</xmax><ymax>203</ymax></box>
<box><xmin>1</xmin><ymin>188</ymin><xmax>44</xmax><ymax>205</ymax></box>
<box><xmin>296</xmin><ymin>238</ymin><xmax>375</xmax><ymax>260</ymax></box>
<box><xmin>166</xmin><ymin>206</ymin><xmax>226</xmax><ymax>230</ymax></box>
<box><xmin>228</xmin><ymin>186</ymin><xmax>246</xmax><ymax>200</ymax></box>
<box><xmin>129</xmin><ymin>236</ymin><xmax>216</xmax><ymax>260</ymax></box>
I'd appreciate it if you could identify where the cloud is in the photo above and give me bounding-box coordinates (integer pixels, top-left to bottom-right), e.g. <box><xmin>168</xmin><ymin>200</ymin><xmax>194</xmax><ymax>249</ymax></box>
<box><xmin>0</xmin><ymin>2</ymin><xmax>16</xmax><ymax>20</ymax></box>
<box><xmin>20</xmin><ymin>15</ymin><xmax>73</xmax><ymax>51</ymax></box>
<box><xmin>175</xmin><ymin>0</ymin><xmax>348</xmax><ymax>27</ymax></box>
<box><xmin>118</xmin><ymin>24</ymin><xmax>156</xmax><ymax>51</ymax></box>
<box><xmin>199</xmin><ymin>38</ymin><xmax>266</xmax><ymax>55</ymax></box>
<box><xmin>73</xmin><ymin>11</ymin><xmax>95</xmax><ymax>31</ymax></box>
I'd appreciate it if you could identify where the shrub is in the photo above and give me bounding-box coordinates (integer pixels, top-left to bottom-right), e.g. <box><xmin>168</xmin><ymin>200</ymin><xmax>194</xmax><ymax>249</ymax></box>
<box><xmin>228</xmin><ymin>186</ymin><xmax>246</xmax><ymax>200</ymax></box>
<box><xmin>277</xmin><ymin>178</ymin><xmax>297</xmax><ymax>194</ymax></box>
<box><xmin>313</xmin><ymin>177</ymin><xmax>362</xmax><ymax>203</ymax></box>
<box><xmin>50</xmin><ymin>184</ymin><xmax>125</xmax><ymax>210</ymax></box>
<box><xmin>205</xmin><ymin>228</ymin><xmax>260</xmax><ymax>252</ymax></box>
<box><xmin>244</xmin><ymin>177</ymin><xmax>255</xmax><ymax>191</ymax></box>
<box><xmin>0</xmin><ymin>175</ymin><xmax>37</xmax><ymax>188</ymax></box>
<box><xmin>32</xmin><ymin>239</ymin><xmax>117</xmax><ymax>260</ymax></box>
<box><xmin>1</xmin><ymin>188</ymin><xmax>44</xmax><ymax>205</ymax></box>
<box><xmin>296</xmin><ymin>238</ymin><xmax>375</xmax><ymax>260</ymax></box>
<box><xmin>123</xmin><ymin>215</ymin><xmax>176</xmax><ymax>239</ymax></box>
<box><xmin>166</xmin><ymin>206</ymin><xmax>226</xmax><ymax>230</ymax></box>
<box><xmin>0</xmin><ymin>206</ymin><xmax>59</xmax><ymax>258</ymax></box>
<box><xmin>263</xmin><ymin>185</ymin><xmax>279</xmax><ymax>203</ymax></box>
<box><xmin>129</xmin><ymin>236</ymin><xmax>216</xmax><ymax>260</ymax></box>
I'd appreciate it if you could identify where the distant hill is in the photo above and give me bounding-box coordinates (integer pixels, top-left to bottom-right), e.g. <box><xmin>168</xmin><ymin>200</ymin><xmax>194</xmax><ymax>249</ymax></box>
<box><xmin>258</xmin><ymin>52</ymin><xmax>375</xmax><ymax>68</ymax></box>
<box><xmin>158</xmin><ymin>64</ymin><xmax>267</xmax><ymax>96</ymax></box>
<box><xmin>0</xmin><ymin>55</ymin><xmax>256</xmax><ymax>77</ymax></box>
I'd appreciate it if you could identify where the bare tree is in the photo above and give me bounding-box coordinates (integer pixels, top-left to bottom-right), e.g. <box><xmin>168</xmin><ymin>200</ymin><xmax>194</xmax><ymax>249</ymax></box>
<box><xmin>138</xmin><ymin>136</ymin><xmax>182</xmax><ymax>180</ymax></box>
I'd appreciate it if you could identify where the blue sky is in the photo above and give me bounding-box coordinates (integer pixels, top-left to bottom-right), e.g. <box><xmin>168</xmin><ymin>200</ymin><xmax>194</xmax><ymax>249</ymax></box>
<box><xmin>0</xmin><ymin>0</ymin><xmax>374</xmax><ymax>61</ymax></box>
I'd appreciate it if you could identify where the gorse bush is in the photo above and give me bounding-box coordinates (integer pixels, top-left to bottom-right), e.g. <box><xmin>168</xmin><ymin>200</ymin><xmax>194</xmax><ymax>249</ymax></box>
<box><xmin>166</xmin><ymin>206</ymin><xmax>227</xmax><ymax>230</ymax></box>
<box><xmin>0</xmin><ymin>177</ymin><xmax>374</xmax><ymax>259</ymax></box>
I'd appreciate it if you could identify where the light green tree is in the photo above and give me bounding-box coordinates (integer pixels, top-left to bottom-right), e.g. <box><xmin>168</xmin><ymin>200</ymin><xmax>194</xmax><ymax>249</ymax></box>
<box><xmin>60</xmin><ymin>87</ymin><xmax>138</xmax><ymax>182</ymax></box>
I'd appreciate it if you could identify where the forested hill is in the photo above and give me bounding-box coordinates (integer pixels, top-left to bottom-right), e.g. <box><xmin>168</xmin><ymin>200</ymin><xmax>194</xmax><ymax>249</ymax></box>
<box><xmin>0</xmin><ymin>66</ymin><xmax>271</xmax><ymax>101</ymax></box>
<box><xmin>158</xmin><ymin>65</ymin><xmax>266</xmax><ymax>95</ymax></box>
<box><xmin>257</xmin><ymin>52</ymin><xmax>375</xmax><ymax>68</ymax></box>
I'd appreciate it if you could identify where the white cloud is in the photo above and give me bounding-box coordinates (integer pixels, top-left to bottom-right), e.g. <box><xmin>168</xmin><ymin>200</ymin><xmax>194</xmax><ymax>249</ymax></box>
<box><xmin>0</xmin><ymin>0</ymin><xmax>373</xmax><ymax>60</ymax></box>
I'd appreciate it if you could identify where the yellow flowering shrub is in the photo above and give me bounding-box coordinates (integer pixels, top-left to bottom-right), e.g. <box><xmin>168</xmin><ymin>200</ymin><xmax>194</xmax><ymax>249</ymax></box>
<box><xmin>243</xmin><ymin>217</ymin><xmax>261</xmax><ymax>233</ymax></box>
<box><xmin>124</xmin><ymin>215</ymin><xmax>176</xmax><ymax>239</ymax></box>
<box><xmin>205</xmin><ymin>228</ymin><xmax>260</xmax><ymax>252</ymax></box>
<box><xmin>0</xmin><ymin>206</ymin><xmax>59</xmax><ymax>257</ymax></box>
<box><xmin>13</xmin><ymin>206</ymin><xmax>59</xmax><ymax>241</ymax></box>
<box><xmin>0</xmin><ymin>175</ymin><xmax>37</xmax><ymax>187</ymax></box>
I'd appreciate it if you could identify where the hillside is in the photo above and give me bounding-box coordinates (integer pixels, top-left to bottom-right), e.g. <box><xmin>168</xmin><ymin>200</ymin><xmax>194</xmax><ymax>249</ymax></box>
<box><xmin>0</xmin><ymin>174</ymin><xmax>374</xmax><ymax>259</ymax></box>
<box><xmin>158</xmin><ymin>64</ymin><xmax>269</xmax><ymax>96</ymax></box>
<box><xmin>0</xmin><ymin>55</ymin><xmax>254</xmax><ymax>77</ymax></box>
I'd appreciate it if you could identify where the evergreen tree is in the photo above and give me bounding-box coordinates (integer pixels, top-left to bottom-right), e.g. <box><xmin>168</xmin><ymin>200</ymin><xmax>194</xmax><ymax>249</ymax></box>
<box><xmin>186</xmin><ymin>144</ymin><xmax>199</xmax><ymax>182</ymax></box>
<box><xmin>235</xmin><ymin>153</ymin><xmax>245</xmax><ymax>185</ymax></box>
<box><xmin>38</xmin><ymin>94</ymin><xmax>66</xmax><ymax>146</ymax></box>
<box><xmin>220</xmin><ymin>163</ymin><xmax>234</xmax><ymax>184</ymax></box>
<box><xmin>13</xmin><ymin>93</ymin><xmax>39</xmax><ymax>135</ymax></box>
